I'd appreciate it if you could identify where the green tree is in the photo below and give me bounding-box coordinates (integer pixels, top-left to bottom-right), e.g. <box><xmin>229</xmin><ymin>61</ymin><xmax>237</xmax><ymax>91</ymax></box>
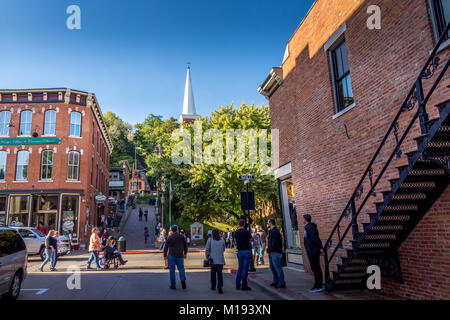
<box><xmin>103</xmin><ymin>112</ymin><xmax>135</xmax><ymax>167</ymax></box>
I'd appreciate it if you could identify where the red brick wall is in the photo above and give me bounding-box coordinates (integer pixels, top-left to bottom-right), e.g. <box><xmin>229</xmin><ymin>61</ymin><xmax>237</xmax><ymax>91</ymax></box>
<box><xmin>268</xmin><ymin>0</ymin><xmax>449</xmax><ymax>299</ymax></box>
<box><xmin>0</xmin><ymin>94</ymin><xmax>110</xmax><ymax>244</ymax></box>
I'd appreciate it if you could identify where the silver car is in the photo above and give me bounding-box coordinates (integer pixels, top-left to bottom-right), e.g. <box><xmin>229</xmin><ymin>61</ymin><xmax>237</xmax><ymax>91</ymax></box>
<box><xmin>0</xmin><ymin>227</ymin><xmax>27</xmax><ymax>300</ymax></box>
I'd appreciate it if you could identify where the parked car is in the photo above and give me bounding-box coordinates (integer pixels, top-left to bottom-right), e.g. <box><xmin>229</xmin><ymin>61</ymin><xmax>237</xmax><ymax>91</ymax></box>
<box><xmin>12</xmin><ymin>228</ymin><xmax>70</xmax><ymax>260</ymax></box>
<box><xmin>0</xmin><ymin>227</ymin><xmax>27</xmax><ymax>300</ymax></box>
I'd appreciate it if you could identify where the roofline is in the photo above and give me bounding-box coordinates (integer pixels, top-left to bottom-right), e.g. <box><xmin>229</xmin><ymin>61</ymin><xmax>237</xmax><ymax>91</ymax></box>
<box><xmin>287</xmin><ymin>1</ymin><xmax>318</xmax><ymax>44</ymax></box>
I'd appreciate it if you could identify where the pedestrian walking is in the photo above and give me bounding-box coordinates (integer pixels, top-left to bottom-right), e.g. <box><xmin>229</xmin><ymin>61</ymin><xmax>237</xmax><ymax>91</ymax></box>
<box><xmin>303</xmin><ymin>214</ymin><xmax>324</xmax><ymax>292</ymax></box>
<box><xmin>226</xmin><ymin>228</ymin><xmax>232</xmax><ymax>248</ymax></box>
<box><xmin>159</xmin><ymin>228</ymin><xmax>166</xmax><ymax>251</ymax></box>
<box><xmin>257</xmin><ymin>225</ymin><xmax>267</xmax><ymax>265</ymax></box>
<box><xmin>39</xmin><ymin>230</ymin><xmax>57</xmax><ymax>272</ymax></box>
<box><xmin>139</xmin><ymin>208</ymin><xmax>143</xmax><ymax>221</ymax></box>
<box><xmin>163</xmin><ymin>225</ymin><xmax>188</xmax><ymax>290</ymax></box>
<box><xmin>144</xmin><ymin>227</ymin><xmax>149</xmax><ymax>244</ymax></box>
<box><xmin>101</xmin><ymin>229</ymin><xmax>109</xmax><ymax>246</ymax></box>
<box><xmin>155</xmin><ymin>221</ymin><xmax>161</xmax><ymax>237</ymax></box>
<box><xmin>251</xmin><ymin>228</ymin><xmax>261</xmax><ymax>267</ymax></box>
<box><xmin>267</xmin><ymin>219</ymin><xmax>286</xmax><ymax>288</ymax></box>
<box><xmin>205</xmin><ymin>228</ymin><xmax>226</xmax><ymax>294</ymax></box>
<box><xmin>144</xmin><ymin>210</ymin><xmax>148</xmax><ymax>222</ymax></box>
<box><xmin>87</xmin><ymin>227</ymin><xmax>102</xmax><ymax>270</ymax></box>
<box><xmin>107</xmin><ymin>214</ymin><xmax>113</xmax><ymax>228</ymax></box>
<box><xmin>233</xmin><ymin>219</ymin><xmax>253</xmax><ymax>290</ymax></box>
<box><xmin>54</xmin><ymin>231</ymin><xmax>61</xmax><ymax>262</ymax></box>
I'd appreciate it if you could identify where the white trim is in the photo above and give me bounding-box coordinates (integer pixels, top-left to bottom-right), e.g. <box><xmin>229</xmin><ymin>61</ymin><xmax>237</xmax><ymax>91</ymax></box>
<box><xmin>332</xmin><ymin>102</ymin><xmax>357</xmax><ymax>119</ymax></box>
<box><xmin>68</xmin><ymin>135</ymin><xmax>82</xmax><ymax>139</ymax></box>
<box><xmin>436</xmin><ymin>38</ymin><xmax>450</xmax><ymax>54</ymax></box>
<box><xmin>38</xmin><ymin>180</ymin><xmax>53</xmax><ymax>183</ymax></box>
<box><xmin>65</xmin><ymin>180</ymin><xmax>81</xmax><ymax>183</ymax></box>
<box><xmin>274</xmin><ymin>162</ymin><xmax>292</xmax><ymax>180</ymax></box>
<box><xmin>324</xmin><ymin>23</ymin><xmax>346</xmax><ymax>52</ymax></box>
<box><xmin>13</xmin><ymin>180</ymin><xmax>28</xmax><ymax>183</ymax></box>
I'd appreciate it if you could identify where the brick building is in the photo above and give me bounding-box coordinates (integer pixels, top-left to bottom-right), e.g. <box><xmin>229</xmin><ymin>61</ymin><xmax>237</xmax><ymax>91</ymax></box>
<box><xmin>0</xmin><ymin>88</ymin><xmax>112</xmax><ymax>246</ymax></box>
<box><xmin>129</xmin><ymin>170</ymin><xmax>150</xmax><ymax>196</ymax></box>
<box><xmin>109</xmin><ymin>160</ymin><xmax>131</xmax><ymax>201</ymax></box>
<box><xmin>259</xmin><ymin>0</ymin><xmax>449</xmax><ymax>299</ymax></box>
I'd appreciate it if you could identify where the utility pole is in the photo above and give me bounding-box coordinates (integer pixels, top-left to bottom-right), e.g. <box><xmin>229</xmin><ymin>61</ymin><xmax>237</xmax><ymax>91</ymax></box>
<box><xmin>239</xmin><ymin>175</ymin><xmax>256</xmax><ymax>272</ymax></box>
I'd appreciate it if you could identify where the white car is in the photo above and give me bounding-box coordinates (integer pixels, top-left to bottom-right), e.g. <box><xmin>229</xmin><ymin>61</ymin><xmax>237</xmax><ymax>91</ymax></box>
<box><xmin>12</xmin><ymin>228</ymin><xmax>70</xmax><ymax>260</ymax></box>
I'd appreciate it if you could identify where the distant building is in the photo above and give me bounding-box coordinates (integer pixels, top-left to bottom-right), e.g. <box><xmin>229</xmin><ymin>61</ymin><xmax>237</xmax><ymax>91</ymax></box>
<box><xmin>0</xmin><ymin>88</ymin><xmax>112</xmax><ymax>246</ymax></box>
<box><xmin>109</xmin><ymin>160</ymin><xmax>131</xmax><ymax>201</ymax></box>
<box><xmin>129</xmin><ymin>170</ymin><xmax>150</xmax><ymax>196</ymax></box>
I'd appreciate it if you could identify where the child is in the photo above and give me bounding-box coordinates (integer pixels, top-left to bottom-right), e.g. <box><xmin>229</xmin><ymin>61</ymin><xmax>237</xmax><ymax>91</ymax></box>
<box><xmin>144</xmin><ymin>227</ymin><xmax>149</xmax><ymax>244</ymax></box>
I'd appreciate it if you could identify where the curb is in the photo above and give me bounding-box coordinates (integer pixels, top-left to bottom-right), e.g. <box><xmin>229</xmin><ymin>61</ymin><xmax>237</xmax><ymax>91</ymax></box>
<box><xmin>226</xmin><ymin>268</ymin><xmax>295</xmax><ymax>300</ymax></box>
<box><xmin>77</xmin><ymin>249</ymin><xmax>205</xmax><ymax>256</ymax></box>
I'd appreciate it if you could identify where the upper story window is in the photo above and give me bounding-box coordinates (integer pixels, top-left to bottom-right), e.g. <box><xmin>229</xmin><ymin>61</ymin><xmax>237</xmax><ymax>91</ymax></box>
<box><xmin>0</xmin><ymin>151</ymin><xmax>7</xmax><ymax>180</ymax></box>
<box><xmin>16</xmin><ymin>150</ymin><xmax>29</xmax><ymax>181</ymax></box>
<box><xmin>430</xmin><ymin>0</ymin><xmax>450</xmax><ymax>41</ymax></box>
<box><xmin>44</xmin><ymin>110</ymin><xmax>56</xmax><ymax>136</ymax></box>
<box><xmin>330</xmin><ymin>39</ymin><xmax>354</xmax><ymax>113</ymax></box>
<box><xmin>20</xmin><ymin>110</ymin><xmax>32</xmax><ymax>136</ymax></box>
<box><xmin>40</xmin><ymin>150</ymin><xmax>54</xmax><ymax>180</ymax></box>
<box><xmin>67</xmin><ymin>151</ymin><xmax>80</xmax><ymax>181</ymax></box>
<box><xmin>0</xmin><ymin>111</ymin><xmax>11</xmax><ymax>137</ymax></box>
<box><xmin>70</xmin><ymin>112</ymin><xmax>82</xmax><ymax>137</ymax></box>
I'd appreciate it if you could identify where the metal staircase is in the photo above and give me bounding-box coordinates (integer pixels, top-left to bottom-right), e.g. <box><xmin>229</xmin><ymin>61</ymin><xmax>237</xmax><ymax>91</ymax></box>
<box><xmin>323</xmin><ymin>24</ymin><xmax>450</xmax><ymax>291</ymax></box>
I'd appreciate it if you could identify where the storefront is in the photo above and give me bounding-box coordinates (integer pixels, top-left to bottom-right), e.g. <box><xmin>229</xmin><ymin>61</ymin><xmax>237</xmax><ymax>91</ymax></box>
<box><xmin>60</xmin><ymin>194</ymin><xmax>80</xmax><ymax>239</ymax></box>
<box><xmin>8</xmin><ymin>195</ymin><xmax>30</xmax><ymax>226</ymax></box>
<box><xmin>0</xmin><ymin>196</ymin><xmax>6</xmax><ymax>225</ymax></box>
<box><xmin>31</xmin><ymin>194</ymin><xmax>58</xmax><ymax>234</ymax></box>
<box><xmin>275</xmin><ymin>162</ymin><xmax>303</xmax><ymax>269</ymax></box>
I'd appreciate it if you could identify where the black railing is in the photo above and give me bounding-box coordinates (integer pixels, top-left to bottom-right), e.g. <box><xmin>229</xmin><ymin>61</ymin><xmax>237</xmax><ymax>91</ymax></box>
<box><xmin>323</xmin><ymin>22</ymin><xmax>450</xmax><ymax>285</ymax></box>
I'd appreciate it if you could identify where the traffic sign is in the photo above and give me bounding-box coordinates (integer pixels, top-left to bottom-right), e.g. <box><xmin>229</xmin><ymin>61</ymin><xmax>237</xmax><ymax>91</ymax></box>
<box><xmin>239</xmin><ymin>175</ymin><xmax>255</xmax><ymax>180</ymax></box>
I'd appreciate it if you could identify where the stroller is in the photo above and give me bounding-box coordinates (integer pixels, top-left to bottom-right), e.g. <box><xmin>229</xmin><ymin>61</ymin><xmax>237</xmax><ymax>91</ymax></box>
<box><xmin>102</xmin><ymin>245</ymin><xmax>120</xmax><ymax>269</ymax></box>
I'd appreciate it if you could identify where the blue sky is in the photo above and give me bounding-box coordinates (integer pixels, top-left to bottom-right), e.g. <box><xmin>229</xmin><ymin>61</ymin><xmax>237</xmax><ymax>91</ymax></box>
<box><xmin>0</xmin><ymin>0</ymin><xmax>314</xmax><ymax>125</ymax></box>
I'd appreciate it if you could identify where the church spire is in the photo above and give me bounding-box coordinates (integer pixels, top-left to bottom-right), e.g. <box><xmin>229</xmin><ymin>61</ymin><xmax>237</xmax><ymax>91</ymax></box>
<box><xmin>180</xmin><ymin>63</ymin><xmax>199</xmax><ymax>124</ymax></box>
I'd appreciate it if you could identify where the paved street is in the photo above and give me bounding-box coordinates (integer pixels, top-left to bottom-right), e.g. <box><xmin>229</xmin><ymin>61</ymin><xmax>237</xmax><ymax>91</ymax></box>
<box><xmin>19</xmin><ymin>205</ymin><xmax>277</xmax><ymax>300</ymax></box>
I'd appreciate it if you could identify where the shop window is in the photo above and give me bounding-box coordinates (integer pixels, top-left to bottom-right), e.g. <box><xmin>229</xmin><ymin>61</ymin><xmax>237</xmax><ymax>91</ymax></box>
<box><xmin>16</xmin><ymin>150</ymin><xmax>29</xmax><ymax>181</ymax></box>
<box><xmin>70</xmin><ymin>112</ymin><xmax>81</xmax><ymax>137</ymax></box>
<box><xmin>8</xmin><ymin>195</ymin><xmax>30</xmax><ymax>226</ymax></box>
<box><xmin>430</xmin><ymin>0</ymin><xmax>450</xmax><ymax>41</ymax></box>
<box><xmin>330</xmin><ymin>39</ymin><xmax>354</xmax><ymax>113</ymax></box>
<box><xmin>0</xmin><ymin>111</ymin><xmax>11</xmax><ymax>136</ymax></box>
<box><xmin>31</xmin><ymin>195</ymin><xmax>58</xmax><ymax>232</ymax></box>
<box><xmin>0</xmin><ymin>151</ymin><xmax>6</xmax><ymax>180</ymax></box>
<box><xmin>61</xmin><ymin>195</ymin><xmax>79</xmax><ymax>238</ymax></box>
<box><xmin>40</xmin><ymin>150</ymin><xmax>54</xmax><ymax>180</ymax></box>
<box><xmin>67</xmin><ymin>151</ymin><xmax>80</xmax><ymax>181</ymax></box>
<box><xmin>19</xmin><ymin>110</ymin><xmax>32</xmax><ymax>136</ymax></box>
<box><xmin>44</xmin><ymin>110</ymin><xmax>56</xmax><ymax>136</ymax></box>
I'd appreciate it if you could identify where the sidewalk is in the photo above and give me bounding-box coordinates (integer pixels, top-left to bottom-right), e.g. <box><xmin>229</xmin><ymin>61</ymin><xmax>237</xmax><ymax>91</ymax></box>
<box><xmin>227</xmin><ymin>261</ymin><xmax>389</xmax><ymax>300</ymax></box>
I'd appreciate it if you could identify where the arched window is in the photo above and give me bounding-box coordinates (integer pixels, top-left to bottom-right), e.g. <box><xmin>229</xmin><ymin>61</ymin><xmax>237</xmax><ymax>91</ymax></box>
<box><xmin>0</xmin><ymin>151</ymin><xmax>7</xmax><ymax>180</ymax></box>
<box><xmin>16</xmin><ymin>150</ymin><xmax>29</xmax><ymax>181</ymax></box>
<box><xmin>67</xmin><ymin>151</ymin><xmax>80</xmax><ymax>181</ymax></box>
<box><xmin>44</xmin><ymin>110</ymin><xmax>56</xmax><ymax>136</ymax></box>
<box><xmin>0</xmin><ymin>111</ymin><xmax>11</xmax><ymax>136</ymax></box>
<box><xmin>70</xmin><ymin>112</ymin><xmax>81</xmax><ymax>137</ymax></box>
<box><xmin>19</xmin><ymin>110</ymin><xmax>32</xmax><ymax>136</ymax></box>
<box><xmin>41</xmin><ymin>150</ymin><xmax>54</xmax><ymax>180</ymax></box>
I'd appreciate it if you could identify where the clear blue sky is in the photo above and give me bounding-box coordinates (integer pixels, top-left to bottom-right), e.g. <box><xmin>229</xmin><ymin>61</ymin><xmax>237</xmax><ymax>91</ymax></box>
<box><xmin>0</xmin><ymin>0</ymin><xmax>314</xmax><ymax>125</ymax></box>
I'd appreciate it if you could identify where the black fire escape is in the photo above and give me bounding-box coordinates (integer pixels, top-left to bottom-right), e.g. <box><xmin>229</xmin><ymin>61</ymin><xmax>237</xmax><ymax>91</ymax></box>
<box><xmin>323</xmin><ymin>23</ymin><xmax>450</xmax><ymax>290</ymax></box>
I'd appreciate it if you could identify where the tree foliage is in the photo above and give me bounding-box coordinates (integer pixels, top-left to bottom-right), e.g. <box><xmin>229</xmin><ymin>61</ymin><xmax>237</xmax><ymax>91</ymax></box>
<box><xmin>103</xmin><ymin>112</ymin><xmax>135</xmax><ymax>167</ymax></box>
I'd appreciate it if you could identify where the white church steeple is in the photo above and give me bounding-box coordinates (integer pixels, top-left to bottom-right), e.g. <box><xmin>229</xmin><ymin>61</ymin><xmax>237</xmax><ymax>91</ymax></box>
<box><xmin>180</xmin><ymin>63</ymin><xmax>199</xmax><ymax>124</ymax></box>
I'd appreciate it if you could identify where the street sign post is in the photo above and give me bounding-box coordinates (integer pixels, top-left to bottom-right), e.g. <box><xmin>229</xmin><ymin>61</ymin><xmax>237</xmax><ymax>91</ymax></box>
<box><xmin>239</xmin><ymin>174</ymin><xmax>256</xmax><ymax>272</ymax></box>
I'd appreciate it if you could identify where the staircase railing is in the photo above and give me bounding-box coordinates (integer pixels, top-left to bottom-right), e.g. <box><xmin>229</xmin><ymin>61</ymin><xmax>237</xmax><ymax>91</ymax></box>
<box><xmin>323</xmin><ymin>22</ymin><xmax>450</xmax><ymax>286</ymax></box>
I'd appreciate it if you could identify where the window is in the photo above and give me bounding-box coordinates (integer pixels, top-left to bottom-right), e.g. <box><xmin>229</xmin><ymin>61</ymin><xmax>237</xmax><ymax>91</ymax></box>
<box><xmin>0</xmin><ymin>230</ymin><xmax>26</xmax><ymax>256</ymax></box>
<box><xmin>0</xmin><ymin>111</ymin><xmax>11</xmax><ymax>136</ymax></box>
<box><xmin>16</xmin><ymin>150</ymin><xmax>29</xmax><ymax>180</ymax></box>
<box><xmin>44</xmin><ymin>110</ymin><xmax>56</xmax><ymax>136</ymax></box>
<box><xmin>67</xmin><ymin>151</ymin><xmax>80</xmax><ymax>181</ymax></box>
<box><xmin>40</xmin><ymin>150</ymin><xmax>54</xmax><ymax>180</ymax></box>
<box><xmin>70</xmin><ymin>112</ymin><xmax>81</xmax><ymax>137</ymax></box>
<box><xmin>91</xmin><ymin>158</ymin><xmax>94</xmax><ymax>185</ymax></box>
<box><xmin>60</xmin><ymin>195</ymin><xmax>79</xmax><ymax>238</ymax></box>
<box><xmin>0</xmin><ymin>151</ymin><xmax>6</xmax><ymax>180</ymax></box>
<box><xmin>330</xmin><ymin>39</ymin><xmax>354</xmax><ymax>113</ymax></box>
<box><xmin>431</xmin><ymin>0</ymin><xmax>450</xmax><ymax>40</ymax></box>
<box><xmin>20</xmin><ymin>110</ymin><xmax>32</xmax><ymax>136</ymax></box>
<box><xmin>92</xmin><ymin>122</ymin><xmax>95</xmax><ymax>144</ymax></box>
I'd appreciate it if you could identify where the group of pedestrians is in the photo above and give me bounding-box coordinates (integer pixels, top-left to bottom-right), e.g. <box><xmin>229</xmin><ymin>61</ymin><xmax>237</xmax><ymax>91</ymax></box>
<box><xmin>39</xmin><ymin>230</ymin><xmax>61</xmax><ymax>272</ymax></box>
<box><xmin>86</xmin><ymin>227</ymin><xmax>127</xmax><ymax>270</ymax></box>
<box><xmin>138</xmin><ymin>207</ymin><xmax>148</xmax><ymax>222</ymax></box>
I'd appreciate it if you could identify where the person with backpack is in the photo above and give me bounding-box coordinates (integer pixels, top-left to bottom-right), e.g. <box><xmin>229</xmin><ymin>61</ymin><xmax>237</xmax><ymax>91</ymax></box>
<box><xmin>303</xmin><ymin>214</ymin><xmax>324</xmax><ymax>293</ymax></box>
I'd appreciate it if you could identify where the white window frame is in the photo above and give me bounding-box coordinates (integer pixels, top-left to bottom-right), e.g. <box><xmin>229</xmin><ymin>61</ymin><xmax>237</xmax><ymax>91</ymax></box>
<box><xmin>0</xmin><ymin>151</ymin><xmax>7</xmax><ymax>181</ymax></box>
<box><xmin>70</xmin><ymin>112</ymin><xmax>82</xmax><ymax>137</ymax></box>
<box><xmin>40</xmin><ymin>150</ymin><xmax>54</xmax><ymax>180</ymax></box>
<box><xmin>0</xmin><ymin>111</ymin><xmax>11</xmax><ymax>137</ymax></box>
<box><xmin>67</xmin><ymin>151</ymin><xmax>80</xmax><ymax>181</ymax></box>
<box><xmin>19</xmin><ymin>110</ymin><xmax>32</xmax><ymax>137</ymax></box>
<box><xmin>16</xmin><ymin>150</ymin><xmax>29</xmax><ymax>181</ymax></box>
<box><xmin>44</xmin><ymin>110</ymin><xmax>56</xmax><ymax>136</ymax></box>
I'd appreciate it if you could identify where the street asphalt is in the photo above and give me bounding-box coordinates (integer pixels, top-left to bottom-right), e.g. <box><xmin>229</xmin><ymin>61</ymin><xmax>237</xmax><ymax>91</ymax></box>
<box><xmin>18</xmin><ymin>205</ymin><xmax>278</xmax><ymax>300</ymax></box>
